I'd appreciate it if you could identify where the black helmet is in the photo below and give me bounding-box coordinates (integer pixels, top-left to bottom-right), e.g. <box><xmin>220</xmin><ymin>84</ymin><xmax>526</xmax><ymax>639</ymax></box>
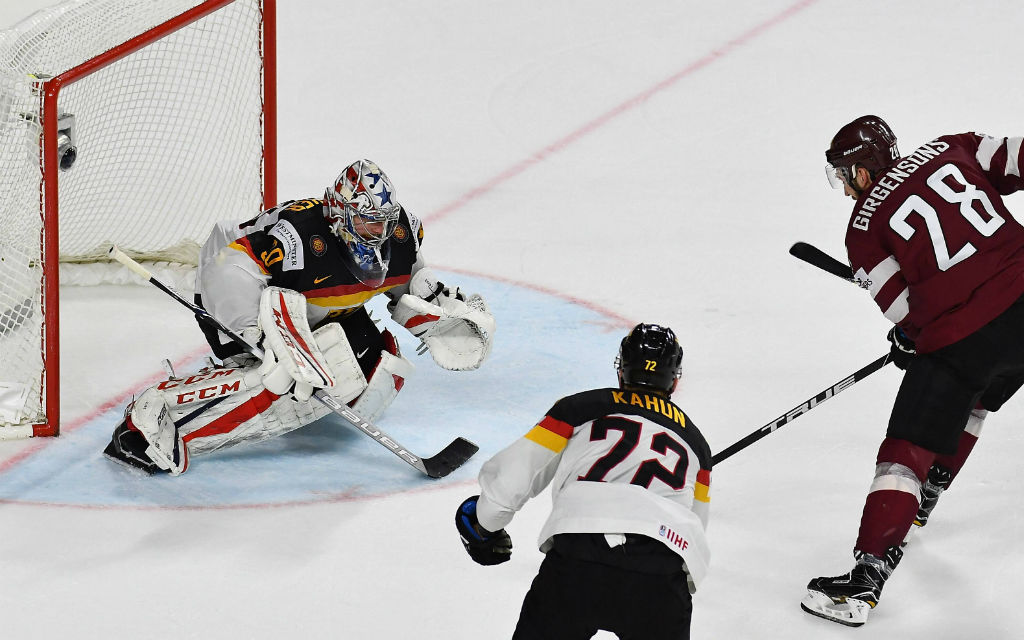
<box><xmin>616</xmin><ymin>323</ymin><xmax>683</xmax><ymax>394</ymax></box>
<box><xmin>825</xmin><ymin>115</ymin><xmax>899</xmax><ymax>187</ymax></box>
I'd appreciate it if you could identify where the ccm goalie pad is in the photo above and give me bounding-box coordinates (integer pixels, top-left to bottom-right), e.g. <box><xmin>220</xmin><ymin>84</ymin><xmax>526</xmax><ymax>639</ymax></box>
<box><xmin>104</xmin><ymin>288</ymin><xmax>368</xmax><ymax>475</ymax></box>
<box><xmin>390</xmin><ymin>269</ymin><xmax>495</xmax><ymax>371</ymax></box>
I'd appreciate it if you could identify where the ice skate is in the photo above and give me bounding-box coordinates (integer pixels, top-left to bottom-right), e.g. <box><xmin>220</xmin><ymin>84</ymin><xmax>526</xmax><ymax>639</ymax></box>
<box><xmin>801</xmin><ymin>547</ymin><xmax>902</xmax><ymax>627</ymax></box>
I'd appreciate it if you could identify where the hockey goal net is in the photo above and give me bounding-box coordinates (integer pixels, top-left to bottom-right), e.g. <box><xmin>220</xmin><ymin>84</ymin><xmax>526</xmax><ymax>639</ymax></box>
<box><xmin>0</xmin><ymin>0</ymin><xmax>276</xmax><ymax>437</ymax></box>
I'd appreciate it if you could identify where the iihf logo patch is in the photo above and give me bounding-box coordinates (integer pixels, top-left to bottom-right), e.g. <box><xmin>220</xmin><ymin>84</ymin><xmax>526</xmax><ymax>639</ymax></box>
<box><xmin>659</xmin><ymin>524</ymin><xmax>688</xmax><ymax>550</ymax></box>
<box><xmin>310</xmin><ymin>235</ymin><xmax>327</xmax><ymax>256</ymax></box>
<box><xmin>392</xmin><ymin>224</ymin><xmax>409</xmax><ymax>243</ymax></box>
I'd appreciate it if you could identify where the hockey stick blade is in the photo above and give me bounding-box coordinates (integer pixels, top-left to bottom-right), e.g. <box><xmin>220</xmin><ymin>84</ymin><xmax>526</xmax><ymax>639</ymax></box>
<box><xmin>712</xmin><ymin>353</ymin><xmax>891</xmax><ymax>465</ymax></box>
<box><xmin>790</xmin><ymin>242</ymin><xmax>854</xmax><ymax>281</ymax></box>
<box><xmin>422</xmin><ymin>437</ymin><xmax>480</xmax><ymax>479</ymax></box>
<box><xmin>108</xmin><ymin>245</ymin><xmax>479</xmax><ymax>479</ymax></box>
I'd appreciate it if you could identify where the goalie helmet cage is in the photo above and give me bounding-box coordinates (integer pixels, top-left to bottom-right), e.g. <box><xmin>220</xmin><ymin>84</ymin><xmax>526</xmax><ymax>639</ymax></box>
<box><xmin>0</xmin><ymin>0</ymin><xmax>277</xmax><ymax>438</ymax></box>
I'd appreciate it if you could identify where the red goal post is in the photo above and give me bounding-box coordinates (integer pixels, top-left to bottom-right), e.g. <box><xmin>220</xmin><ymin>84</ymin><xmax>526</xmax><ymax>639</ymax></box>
<box><xmin>0</xmin><ymin>0</ymin><xmax>277</xmax><ymax>437</ymax></box>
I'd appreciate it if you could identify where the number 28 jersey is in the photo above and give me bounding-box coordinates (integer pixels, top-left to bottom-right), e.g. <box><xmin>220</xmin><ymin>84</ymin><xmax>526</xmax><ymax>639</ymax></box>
<box><xmin>476</xmin><ymin>388</ymin><xmax>713</xmax><ymax>590</ymax></box>
<box><xmin>845</xmin><ymin>133</ymin><xmax>1024</xmax><ymax>353</ymax></box>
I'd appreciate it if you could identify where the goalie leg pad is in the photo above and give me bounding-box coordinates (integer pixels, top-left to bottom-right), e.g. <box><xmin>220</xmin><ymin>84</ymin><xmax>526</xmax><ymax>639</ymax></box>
<box><xmin>129</xmin><ymin>387</ymin><xmax>189</xmax><ymax>475</ymax></box>
<box><xmin>352</xmin><ymin>348</ymin><xmax>415</xmax><ymax>423</ymax></box>
<box><xmin>312</xmin><ymin>323</ymin><xmax>367</xmax><ymax>404</ymax></box>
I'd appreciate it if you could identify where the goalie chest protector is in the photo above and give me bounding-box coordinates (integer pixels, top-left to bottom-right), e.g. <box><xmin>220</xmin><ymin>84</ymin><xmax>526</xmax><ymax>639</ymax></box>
<box><xmin>233</xmin><ymin>199</ymin><xmax>423</xmax><ymax>319</ymax></box>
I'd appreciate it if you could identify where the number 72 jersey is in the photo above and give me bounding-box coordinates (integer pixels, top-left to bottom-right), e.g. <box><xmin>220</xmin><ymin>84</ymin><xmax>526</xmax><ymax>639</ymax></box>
<box><xmin>476</xmin><ymin>387</ymin><xmax>713</xmax><ymax>589</ymax></box>
<box><xmin>845</xmin><ymin>132</ymin><xmax>1024</xmax><ymax>353</ymax></box>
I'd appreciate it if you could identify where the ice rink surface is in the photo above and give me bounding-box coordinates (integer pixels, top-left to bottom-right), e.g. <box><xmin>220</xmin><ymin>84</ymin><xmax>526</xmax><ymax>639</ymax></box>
<box><xmin>2</xmin><ymin>1</ymin><xmax>1023</xmax><ymax>637</ymax></box>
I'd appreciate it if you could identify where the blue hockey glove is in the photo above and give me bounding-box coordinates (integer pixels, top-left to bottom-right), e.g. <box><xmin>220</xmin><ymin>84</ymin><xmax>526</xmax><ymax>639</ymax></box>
<box><xmin>456</xmin><ymin>495</ymin><xmax>512</xmax><ymax>566</ymax></box>
<box><xmin>886</xmin><ymin>326</ymin><xmax>916</xmax><ymax>370</ymax></box>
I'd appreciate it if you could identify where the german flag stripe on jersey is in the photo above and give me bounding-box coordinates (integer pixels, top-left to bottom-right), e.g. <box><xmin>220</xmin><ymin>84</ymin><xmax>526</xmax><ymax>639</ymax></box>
<box><xmin>305</xmin><ymin>274</ymin><xmax>412</xmax><ymax>309</ymax></box>
<box><xmin>524</xmin><ymin>415</ymin><xmax>574</xmax><ymax>453</ymax></box>
<box><xmin>694</xmin><ymin>468</ymin><xmax>711</xmax><ymax>503</ymax></box>
<box><xmin>228</xmin><ymin>237</ymin><xmax>269</xmax><ymax>275</ymax></box>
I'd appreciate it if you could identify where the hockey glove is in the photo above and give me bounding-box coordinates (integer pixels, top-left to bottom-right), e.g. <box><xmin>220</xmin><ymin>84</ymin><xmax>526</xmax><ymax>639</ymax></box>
<box><xmin>456</xmin><ymin>496</ymin><xmax>512</xmax><ymax>566</ymax></box>
<box><xmin>886</xmin><ymin>326</ymin><xmax>916</xmax><ymax>370</ymax></box>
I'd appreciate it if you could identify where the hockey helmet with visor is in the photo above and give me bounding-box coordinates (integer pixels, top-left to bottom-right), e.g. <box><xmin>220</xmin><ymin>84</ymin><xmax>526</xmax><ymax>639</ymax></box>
<box><xmin>825</xmin><ymin>115</ymin><xmax>899</xmax><ymax>190</ymax></box>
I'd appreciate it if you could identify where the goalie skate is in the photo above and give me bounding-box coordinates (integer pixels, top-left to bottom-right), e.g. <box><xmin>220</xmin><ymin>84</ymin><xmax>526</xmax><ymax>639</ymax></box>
<box><xmin>103</xmin><ymin>420</ymin><xmax>164</xmax><ymax>476</ymax></box>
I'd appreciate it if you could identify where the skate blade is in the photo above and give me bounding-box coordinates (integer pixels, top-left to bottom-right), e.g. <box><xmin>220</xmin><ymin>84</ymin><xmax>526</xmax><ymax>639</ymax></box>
<box><xmin>800</xmin><ymin>590</ymin><xmax>872</xmax><ymax>627</ymax></box>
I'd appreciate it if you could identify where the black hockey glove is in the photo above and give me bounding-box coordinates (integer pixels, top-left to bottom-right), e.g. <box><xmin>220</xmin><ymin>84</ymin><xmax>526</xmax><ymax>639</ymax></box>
<box><xmin>886</xmin><ymin>326</ymin><xmax>916</xmax><ymax>370</ymax></box>
<box><xmin>456</xmin><ymin>496</ymin><xmax>512</xmax><ymax>566</ymax></box>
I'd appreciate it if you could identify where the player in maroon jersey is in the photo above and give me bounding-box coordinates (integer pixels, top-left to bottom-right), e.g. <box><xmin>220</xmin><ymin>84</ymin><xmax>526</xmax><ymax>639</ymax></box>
<box><xmin>802</xmin><ymin>116</ymin><xmax>1024</xmax><ymax>626</ymax></box>
<box><xmin>455</xmin><ymin>324</ymin><xmax>712</xmax><ymax>640</ymax></box>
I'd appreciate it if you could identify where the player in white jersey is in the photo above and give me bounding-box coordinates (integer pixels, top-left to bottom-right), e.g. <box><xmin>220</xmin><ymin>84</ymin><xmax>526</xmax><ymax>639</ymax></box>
<box><xmin>103</xmin><ymin>160</ymin><xmax>495</xmax><ymax>475</ymax></box>
<box><xmin>455</xmin><ymin>324</ymin><xmax>712</xmax><ymax>640</ymax></box>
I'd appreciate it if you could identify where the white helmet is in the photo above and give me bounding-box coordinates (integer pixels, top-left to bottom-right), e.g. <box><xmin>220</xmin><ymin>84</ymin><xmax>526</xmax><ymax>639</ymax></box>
<box><xmin>324</xmin><ymin>160</ymin><xmax>401</xmax><ymax>287</ymax></box>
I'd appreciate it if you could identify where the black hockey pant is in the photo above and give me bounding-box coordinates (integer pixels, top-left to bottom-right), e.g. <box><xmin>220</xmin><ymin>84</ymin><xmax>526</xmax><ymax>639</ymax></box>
<box><xmin>512</xmin><ymin>550</ymin><xmax>693</xmax><ymax>640</ymax></box>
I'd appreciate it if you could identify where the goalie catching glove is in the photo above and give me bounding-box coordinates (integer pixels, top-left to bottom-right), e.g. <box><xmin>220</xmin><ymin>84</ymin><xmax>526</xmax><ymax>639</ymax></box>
<box><xmin>390</xmin><ymin>268</ymin><xmax>495</xmax><ymax>371</ymax></box>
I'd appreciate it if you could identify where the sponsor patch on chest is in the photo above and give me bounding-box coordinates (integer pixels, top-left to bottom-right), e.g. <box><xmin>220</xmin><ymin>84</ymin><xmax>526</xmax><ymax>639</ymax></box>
<box><xmin>269</xmin><ymin>220</ymin><xmax>304</xmax><ymax>271</ymax></box>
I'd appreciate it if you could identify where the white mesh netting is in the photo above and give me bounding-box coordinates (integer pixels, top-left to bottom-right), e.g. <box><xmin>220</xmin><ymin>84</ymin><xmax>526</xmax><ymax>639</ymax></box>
<box><xmin>0</xmin><ymin>0</ymin><xmax>267</xmax><ymax>429</ymax></box>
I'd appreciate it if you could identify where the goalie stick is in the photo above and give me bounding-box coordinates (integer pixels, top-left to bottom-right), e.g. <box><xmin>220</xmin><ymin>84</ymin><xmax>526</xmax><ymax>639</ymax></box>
<box><xmin>108</xmin><ymin>246</ymin><xmax>478</xmax><ymax>479</ymax></box>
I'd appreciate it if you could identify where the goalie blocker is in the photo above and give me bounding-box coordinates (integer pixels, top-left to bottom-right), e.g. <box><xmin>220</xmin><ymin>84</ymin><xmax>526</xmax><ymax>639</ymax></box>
<box><xmin>104</xmin><ymin>287</ymin><xmax>413</xmax><ymax>475</ymax></box>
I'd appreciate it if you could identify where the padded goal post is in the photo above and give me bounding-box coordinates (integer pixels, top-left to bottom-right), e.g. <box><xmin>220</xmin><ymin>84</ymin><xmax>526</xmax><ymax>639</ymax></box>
<box><xmin>0</xmin><ymin>0</ymin><xmax>277</xmax><ymax>437</ymax></box>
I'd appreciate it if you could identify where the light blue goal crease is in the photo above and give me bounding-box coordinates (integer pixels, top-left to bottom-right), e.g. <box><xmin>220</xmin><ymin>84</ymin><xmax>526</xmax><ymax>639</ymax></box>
<box><xmin>0</xmin><ymin>272</ymin><xmax>627</xmax><ymax>508</ymax></box>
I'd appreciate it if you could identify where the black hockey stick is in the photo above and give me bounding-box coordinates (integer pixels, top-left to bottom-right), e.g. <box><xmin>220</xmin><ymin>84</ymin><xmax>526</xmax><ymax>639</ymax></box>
<box><xmin>108</xmin><ymin>246</ymin><xmax>478</xmax><ymax>479</ymax></box>
<box><xmin>712</xmin><ymin>352</ymin><xmax>891</xmax><ymax>465</ymax></box>
<box><xmin>789</xmin><ymin>241</ymin><xmax>855</xmax><ymax>282</ymax></box>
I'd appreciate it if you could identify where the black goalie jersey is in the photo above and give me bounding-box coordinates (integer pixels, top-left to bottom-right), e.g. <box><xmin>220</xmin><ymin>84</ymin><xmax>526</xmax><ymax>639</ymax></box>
<box><xmin>476</xmin><ymin>387</ymin><xmax>713</xmax><ymax>591</ymax></box>
<box><xmin>194</xmin><ymin>198</ymin><xmax>425</xmax><ymax>353</ymax></box>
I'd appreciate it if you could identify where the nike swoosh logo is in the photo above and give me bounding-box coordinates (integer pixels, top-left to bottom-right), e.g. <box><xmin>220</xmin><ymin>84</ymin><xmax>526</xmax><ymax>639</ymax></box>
<box><xmin>313</xmin><ymin>275</ymin><xmax>331</xmax><ymax>284</ymax></box>
<box><xmin>356</xmin><ymin>347</ymin><xmax>369</xmax><ymax>358</ymax></box>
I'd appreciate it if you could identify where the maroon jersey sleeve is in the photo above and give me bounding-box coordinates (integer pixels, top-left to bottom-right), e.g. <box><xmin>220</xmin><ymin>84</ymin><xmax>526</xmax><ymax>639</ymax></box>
<box><xmin>845</xmin><ymin>133</ymin><xmax>1024</xmax><ymax>352</ymax></box>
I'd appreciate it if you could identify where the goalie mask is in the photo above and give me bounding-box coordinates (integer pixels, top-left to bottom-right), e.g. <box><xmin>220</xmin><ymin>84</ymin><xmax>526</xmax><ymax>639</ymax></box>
<box><xmin>615</xmin><ymin>323</ymin><xmax>683</xmax><ymax>394</ymax></box>
<box><xmin>324</xmin><ymin>159</ymin><xmax>402</xmax><ymax>287</ymax></box>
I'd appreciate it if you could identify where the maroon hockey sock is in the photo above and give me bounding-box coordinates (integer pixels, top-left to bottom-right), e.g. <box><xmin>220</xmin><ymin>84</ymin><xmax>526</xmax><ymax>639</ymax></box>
<box><xmin>854</xmin><ymin>438</ymin><xmax>936</xmax><ymax>555</ymax></box>
<box><xmin>855</xmin><ymin>490</ymin><xmax>920</xmax><ymax>555</ymax></box>
<box><xmin>933</xmin><ymin>431</ymin><xmax>978</xmax><ymax>486</ymax></box>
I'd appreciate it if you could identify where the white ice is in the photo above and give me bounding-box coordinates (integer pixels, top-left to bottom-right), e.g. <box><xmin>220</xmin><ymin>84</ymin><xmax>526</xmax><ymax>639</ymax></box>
<box><xmin>1</xmin><ymin>1</ymin><xmax>1023</xmax><ymax>638</ymax></box>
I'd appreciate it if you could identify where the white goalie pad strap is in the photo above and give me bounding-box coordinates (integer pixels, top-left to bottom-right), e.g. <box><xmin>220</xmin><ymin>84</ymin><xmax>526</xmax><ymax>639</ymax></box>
<box><xmin>390</xmin><ymin>271</ymin><xmax>495</xmax><ymax>372</ymax></box>
<box><xmin>311</xmin><ymin>323</ymin><xmax>367</xmax><ymax>404</ymax></box>
<box><xmin>129</xmin><ymin>387</ymin><xmax>189</xmax><ymax>475</ymax></box>
<box><xmin>352</xmin><ymin>350</ymin><xmax>415</xmax><ymax>423</ymax></box>
<box><xmin>258</xmin><ymin>286</ymin><xmax>335</xmax><ymax>400</ymax></box>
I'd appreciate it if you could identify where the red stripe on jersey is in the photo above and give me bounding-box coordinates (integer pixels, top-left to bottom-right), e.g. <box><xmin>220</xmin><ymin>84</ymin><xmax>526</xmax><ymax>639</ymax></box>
<box><xmin>697</xmin><ymin>469</ymin><xmax>711</xmax><ymax>486</ymax></box>
<box><xmin>183</xmin><ymin>388</ymin><xmax>281</xmax><ymax>442</ymax></box>
<box><xmin>538</xmin><ymin>415</ymin><xmax>574</xmax><ymax>439</ymax></box>
<box><xmin>309</xmin><ymin>274</ymin><xmax>411</xmax><ymax>297</ymax></box>
<box><xmin>232</xmin><ymin>236</ymin><xmax>268</xmax><ymax>274</ymax></box>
